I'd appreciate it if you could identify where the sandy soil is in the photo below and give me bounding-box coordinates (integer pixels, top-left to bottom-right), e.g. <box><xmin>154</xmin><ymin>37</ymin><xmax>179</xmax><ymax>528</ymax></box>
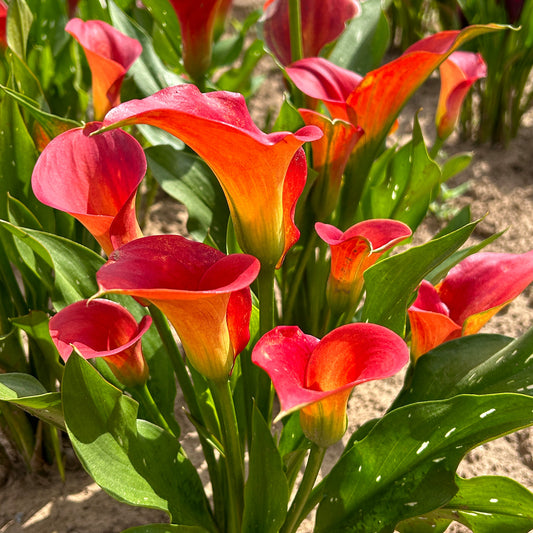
<box><xmin>1</xmin><ymin>1</ymin><xmax>533</xmax><ymax>532</ymax></box>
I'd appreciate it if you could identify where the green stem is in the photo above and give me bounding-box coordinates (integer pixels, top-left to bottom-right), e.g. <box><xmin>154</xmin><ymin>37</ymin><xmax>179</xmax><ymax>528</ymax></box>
<box><xmin>288</xmin><ymin>0</ymin><xmax>304</xmax><ymax>63</ymax></box>
<box><xmin>281</xmin><ymin>444</ymin><xmax>326</xmax><ymax>533</ymax></box>
<box><xmin>131</xmin><ymin>382</ymin><xmax>177</xmax><ymax>438</ymax></box>
<box><xmin>211</xmin><ymin>379</ymin><xmax>244</xmax><ymax>533</ymax></box>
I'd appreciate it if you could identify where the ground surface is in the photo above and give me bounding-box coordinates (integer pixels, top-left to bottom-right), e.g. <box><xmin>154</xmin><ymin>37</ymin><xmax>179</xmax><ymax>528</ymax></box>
<box><xmin>1</xmin><ymin>2</ymin><xmax>533</xmax><ymax>532</ymax></box>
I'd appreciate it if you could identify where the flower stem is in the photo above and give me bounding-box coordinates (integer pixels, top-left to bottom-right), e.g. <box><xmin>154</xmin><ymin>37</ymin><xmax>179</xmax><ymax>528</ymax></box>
<box><xmin>131</xmin><ymin>382</ymin><xmax>177</xmax><ymax>438</ymax></box>
<box><xmin>288</xmin><ymin>0</ymin><xmax>304</xmax><ymax>63</ymax></box>
<box><xmin>211</xmin><ymin>379</ymin><xmax>244</xmax><ymax>533</ymax></box>
<box><xmin>281</xmin><ymin>444</ymin><xmax>326</xmax><ymax>533</ymax></box>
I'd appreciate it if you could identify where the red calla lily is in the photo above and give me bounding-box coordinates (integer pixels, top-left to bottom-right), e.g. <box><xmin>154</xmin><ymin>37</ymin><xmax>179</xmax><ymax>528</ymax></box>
<box><xmin>299</xmin><ymin>109</ymin><xmax>363</xmax><ymax>219</ymax></box>
<box><xmin>96</xmin><ymin>235</ymin><xmax>261</xmax><ymax>382</ymax></box>
<box><xmin>286</xmin><ymin>57</ymin><xmax>363</xmax><ymax>122</ymax></box>
<box><xmin>252</xmin><ymin>323</ymin><xmax>409</xmax><ymax>447</ymax></box>
<box><xmin>102</xmin><ymin>84</ymin><xmax>322</xmax><ymax>268</ymax></box>
<box><xmin>49</xmin><ymin>299</ymin><xmax>151</xmax><ymax>387</ymax></box>
<box><xmin>0</xmin><ymin>0</ymin><xmax>7</xmax><ymax>50</ymax></box>
<box><xmin>168</xmin><ymin>0</ymin><xmax>227</xmax><ymax>81</ymax></box>
<box><xmin>65</xmin><ymin>18</ymin><xmax>142</xmax><ymax>120</ymax></box>
<box><xmin>262</xmin><ymin>0</ymin><xmax>360</xmax><ymax>65</ymax></box>
<box><xmin>436</xmin><ymin>51</ymin><xmax>487</xmax><ymax>140</ymax></box>
<box><xmin>31</xmin><ymin>122</ymin><xmax>146</xmax><ymax>255</ymax></box>
<box><xmin>316</xmin><ymin>220</ymin><xmax>412</xmax><ymax>316</ymax></box>
<box><xmin>408</xmin><ymin>251</ymin><xmax>533</xmax><ymax>360</ymax></box>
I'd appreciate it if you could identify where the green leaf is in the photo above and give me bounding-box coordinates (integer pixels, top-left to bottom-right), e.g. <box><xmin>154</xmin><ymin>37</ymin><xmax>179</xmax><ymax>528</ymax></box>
<box><xmin>146</xmin><ymin>145</ymin><xmax>229</xmax><ymax>247</ymax></box>
<box><xmin>108</xmin><ymin>1</ymin><xmax>185</xmax><ymax>97</ymax></box>
<box><xmin>0</xmin><ymin>373</ymin><xmax>64</xmax><ymax>429</ymax></box>
<box><xmin>361</xmin><ymin>220</ymin><xmax>478</xmax><ymax>335</ymax></box>
<box><xmin>401</xmin><ymin>475</ymin><xmax>533</xmax><ymax>533</ymax></box>
<box><xmin>362</xmin><ymin>114</ymin><xmax>441</xmax><ymax>231</ymax></box>
<box><xmin>440</xmin><ymin>152</ymin><xmax>473</xmax><ymax>183</ymax></box>
<box><xmin>63</xmin><ymin>353</ymin><xmax>215</xmax><ymax>530</ymax></box>
<box><xmin>0</xmin><ymin>84</ymin><xmax>80</xmax><ymax>140</ymax></box>
<box><xmin>0</xmin><ymin>222</ymin><xmax>105</xmax><ymax>309</ymax></box>
<box><xmin>328</xmin><ymin>0</ymin><xmax>392</xmax><ymax>75</ymax></box>
<box><xmin>315</xmin><ymin>393</ymin><xmax>533</xmax><ymax>533</ymax></box>
<box><xmin>242</xmin><ymin>405</ymin><xmax>289</xmax><ymax>533</ymax></box>
<box><xmin>6</xmin><ymin>0</ymin><xmax>33</xmax><ymax>59</ymax></box>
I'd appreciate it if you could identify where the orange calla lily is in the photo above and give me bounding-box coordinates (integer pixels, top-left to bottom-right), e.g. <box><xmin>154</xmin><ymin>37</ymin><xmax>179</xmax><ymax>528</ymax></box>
<box><xmin>436</xmin><ymin>51</ymin><xmax>487</xmax><ymax>140</ymax></box>
<box><xmin>252</xmin><ymin>323</ymin><xmax>409</xmax><ymax>447</ymax></box>
<box><xmin>66</xmin><ymin>18</ymin><xmax>142</xmax><ymax>120</ymax></box>
<box><xmin>408</xmin><ymin>251</ymin><xmax>533</xmax><ymax>360</ymax></box>
<box><xmin>101</xmin><ymin>85</ymin><xmax>322</xmax><ymax>268</ymax></box>
<box><xmin>96</xmin><ymin>235</ymin><xmax>261</xmax><ymax>382</ymax></box>
<box><xmin>316</xmin><ymin>220</ymin><xmax>412</xmax><ymax>316</ymax></box>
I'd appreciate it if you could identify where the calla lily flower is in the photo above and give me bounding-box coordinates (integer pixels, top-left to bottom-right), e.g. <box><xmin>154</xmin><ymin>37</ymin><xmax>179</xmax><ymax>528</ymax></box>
<box><xmin>49</xmin><ymin>299</ymin><xmax>151</xmax><ymax>387</ymax></box>
<box><xmin>316</xmin><ymin>220</ymin><xmax>412</xmax><ymax>316</ymax></box>
<box><xmin>252</xmin><ymin>323</ymin><xmax>409</xmax><ymax>447</ymax></box>
<box><xmin>287</xmin><ymin>25</ymin><xmax>499</xmax><ymax>227</ymax></box>
<box><xmin>262</xmin><ymin>0</ymin><xmax>361</xmax><ymax>65</ymax></box>
<box><xmin>102</xmin><ymin>84</ymin><xmax>322</xmax><ymax>268</ymax></box>
<box><xmin>0</xmin><ymin>0</ymin><xmax>7</xmax><ymax>50</ymax></box>
<box><xmin>436</xmin><ymin>51</ymin><xmax>487</xmax><ymax>140</ymax></box>
<box><xmin>31</xmin><ymin>122</ymin><xmax>146</xmax><ymax>256</ymax></box>
<box><xmin>65</xmin><ymin>18</ymin><xmax>142</xmax><ymax>120</ymax></box>
<box><xmin>497</xmin><ymin>0</ymin><xmax>525</xmax><ymax>23</ymax></box>
<box><xmin>96</xmin><ymin>235</ymin><xmax>261</xmax><ymax>382</ymax></box>
<box><xmin>168</xmin><ymin>0</ymin><xmax>228</xmax><ymax>81</ymax></box>
<box><xmin>299</xmin><ymin>109</ymin><xmax>363</xmax><ymax>219</ymax></box>
<box><xmin>408</xmin><ymin>251</ymin><xmax>533</xmax><ymax>360</ymax></box>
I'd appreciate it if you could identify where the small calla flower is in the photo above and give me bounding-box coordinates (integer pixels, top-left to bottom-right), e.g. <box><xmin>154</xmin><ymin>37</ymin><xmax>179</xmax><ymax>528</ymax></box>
<box><xmin>31</xmin><ymin>122</ymin><xmax>146</xmax><ymax>256</ymax></box>
<box><xmin>168</xmin><ymin>0</ymin><xmax>227</xmax><ymax>81</ymax></box>
<box><xmin>436</xmin><ymin>51</ymin><xmax>487</xmax><ymax>141</ymax></box>
<box><xmin>408</xmin><ymin>251</ymin><xmax>533</xmax><ymax>360</ymax></box>
<box><xmin>49</xmin><ymin>299</ymin><xmax>151</xmax><ymax>387</ymax></box>
<box><xmin>252</xmin><ymin>324</ymin><xmax>409</xmax><ymax>447</ymax></box>
<box><xmin>102</xmin><ymin>84</ymin><xmax>322</xmax><ymax>268</ymax></box>
<box><xmin>497</xmin><ymin>0</ymin><xmax>525</xmax><ymax>23</ymax></box>
<box><xmin>316</xmin><ymin>220</ymin><xmax>412</xmax><ymax>316</ymax></box>
<box><xmin>96</xmin><ymin>235</ymin><xmax>261</xmax><ymax>382</ymax></box>
<box><xmin>262</xmin><ymin>0</ymin><xmax>361</xmax><ymax>65</ymax></box>
<box><xmin>65</xmin><ymin>18</ymin><xmax>142</xmax><ymax>120</ymax></box>
<box><xmin>299</xmin><ymin>109</ymin><xmax>363</xmax><ymax>219</ymax></box>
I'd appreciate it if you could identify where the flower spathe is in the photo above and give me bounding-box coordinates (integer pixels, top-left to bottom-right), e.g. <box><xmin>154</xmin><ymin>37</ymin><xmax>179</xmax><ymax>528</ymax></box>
<box><xmin>49</xmin><ymin>299</ymin><xmax>151</xmax><ymax>387</ymax></box>
<box><xmin>31</xmin><ymin>122</ymin><xmax>146</xmax><ymax>256</ymax></box>
<box><xmin>65</xmin><ymin>18</ymin><xmax>142</xmax><ymax>120</ymax></box>
<box><xmin>316</xmin><ymin>220</ymin><xmax>412</xmax><ymax>316</ymax></box>
<box><xmin>408</xmin><ymin>250</ymin><xmax>533</xmax><ymax>360</ymax></box>
<box><xmin>96</xmin><ymin>234</ymin><xmax>261</xmax><ymax>382</ymax></box>
<box><xmin>168</xmin><ymin>0</ymin><xmax>227</xmax><ymax>81</ymax></box>
<box><xmin>252</xmin><ymin>324</ymin><xmax>409</xmax><ymax>447</ymax></box>
<box><xmin>0</xmin><ymin>0</ymin><xmax>7</xmax><ymax>50</ymax></box>
<box><xmin>436</xmin><ymin>51</ymin><xmax>487</xmax><ymax>140</ymax></box>
<box><xmin>262</xmin><ymin>0</ymin><xmax>360</xmax><ymax>65</ymax></box>
<box><xmin>102</xmin><ymin>84</ymin><xmax>322</xmax><ymax>268</ymax></box>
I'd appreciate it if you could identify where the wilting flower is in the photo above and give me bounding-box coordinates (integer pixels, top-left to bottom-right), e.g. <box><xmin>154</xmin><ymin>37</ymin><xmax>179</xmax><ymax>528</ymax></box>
<box><xmin>436</xmin><ymin>51</ymin><xmax>487</xmax><ymax>141</ymax></box>
<box><xmin>299</xmin><ymin>109</ymin><xmax>363</xmax><ymax>219</ymax></box>
<box><xmin>262</xmin><ymin>0</ymin><xmax>360</xmax><ymax>65</ymax></box>
<box><xmin>168</xmin><ymin>0</ymin><xmax>230</xmax><ymax>81</ymax></box>
<box><xmin>65</xmin><ymin>18</ymin><xmax>142</xmax><ymax>120</ymax></box>
<box><xmin>96</xmin><ymin>235</ymin><xmax>261</xmax><ymax>382</ymax></box>
<box><xmin>49</xmin><ymin>299</ymin><xmax>151</xmax><ymax>387</ymax></box>
<box><xmin>408</xmin><ymin>251</ymin><xmax>533</xmax><ymax>360</ymax></box>
<box><xmin>252</xmin><ymin>323</ymin><xmax>409</xmax><ymax>447</ymax></box>
<box><xmin>31</xmin><ymin>122</ymin><xmax>146</xmax><ymax>255</ymax></box>
<box><xmin>0</xmin><ymin>0</ymin><xmax>7</xmax><ymax>50</ymax></box>
<box><xmin>316</xmin><ymin>220</ymin><xmax>412</xmax><ymax>316</ymax></box>
<box><xmin>102</xmin><ymin>84</ymin><xmax>322</xmax><ymax>268</ymax></box>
